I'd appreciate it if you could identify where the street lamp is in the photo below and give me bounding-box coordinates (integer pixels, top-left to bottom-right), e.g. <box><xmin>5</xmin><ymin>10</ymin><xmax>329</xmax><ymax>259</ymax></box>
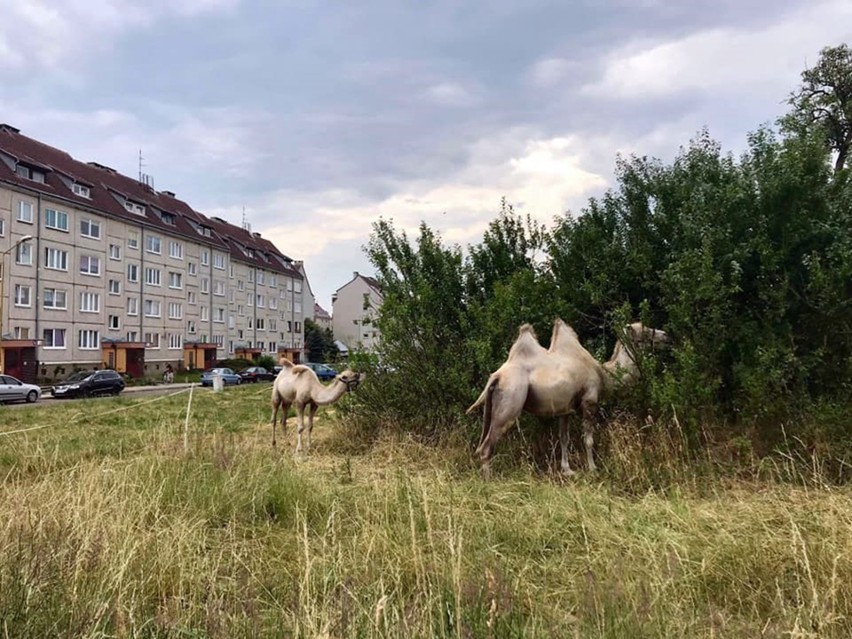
<box><xmin>0</xmin><ymin>234</ymin><xmax>34</xmax><ymax>374</ymax></box>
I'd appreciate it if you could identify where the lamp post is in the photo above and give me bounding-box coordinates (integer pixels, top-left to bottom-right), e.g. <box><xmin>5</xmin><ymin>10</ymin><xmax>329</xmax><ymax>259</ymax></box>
<box><xmin>0</xmin><ymin>234</ymin><xmax>34</xmax><ymax>374</ymax></box>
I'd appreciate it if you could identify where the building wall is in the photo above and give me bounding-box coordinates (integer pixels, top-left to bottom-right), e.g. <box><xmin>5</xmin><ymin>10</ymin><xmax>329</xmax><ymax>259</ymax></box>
<box><xmin>0</xmin><ymin>181</ymin><xmax>307</xmax><ymax>380</ymax></box>
<box><xmin>331</xmin><ymin>274</ymin><xmax>382</xmax><ymax>351</ymax></box>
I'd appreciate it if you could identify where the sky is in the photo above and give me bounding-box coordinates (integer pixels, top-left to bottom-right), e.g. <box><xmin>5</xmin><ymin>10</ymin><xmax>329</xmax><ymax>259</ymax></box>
<box><xmin>1</xmin><ymin>0</ymin><xmax>850</xmax><ymax>309</ymax></box>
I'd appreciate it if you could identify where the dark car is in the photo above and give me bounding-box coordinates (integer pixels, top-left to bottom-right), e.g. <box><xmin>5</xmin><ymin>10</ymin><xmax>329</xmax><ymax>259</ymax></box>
<box><xmin>51</xmin><ymin>369</ymin><xmax>125</xmax><ymax>399</ymax></box>
<box><xmin>238</xmin><ymin>366</ymin><xmax>276</xmax><ymax>383</ymax></box>
<box><xmin>304</xmin><ymin>362</ymin><xmax>338</xmax><ymax>381</ymax></box>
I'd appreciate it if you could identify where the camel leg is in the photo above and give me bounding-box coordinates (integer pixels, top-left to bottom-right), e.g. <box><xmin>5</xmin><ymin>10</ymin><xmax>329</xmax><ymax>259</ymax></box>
<box><xmin>558</xmin><ymin>415</ymin><xmax>576</xmax><ymax>476</ymax></box>
<box><xmin>271</xmin><ymin>394</ymin><xmax>280</xmax><ymax>447</ymax></box>
<box><xmin>478</xmin><ymin>395</ymin><xmax>524</xmax><ymax>477</ymax></box>
<box><xmin>295</xmin><ymin>405</ymin><xmax>307</xmax><ymax>453</ymax></box>
<box><xmin>582</xmin><ymin>401</ymin><xmax>598</xmax><ymax>472</ymax></box>
<box><xmin>305</xmin><ymin>403</ymin><xmax>318</xmax><ymax>451</ymax></box>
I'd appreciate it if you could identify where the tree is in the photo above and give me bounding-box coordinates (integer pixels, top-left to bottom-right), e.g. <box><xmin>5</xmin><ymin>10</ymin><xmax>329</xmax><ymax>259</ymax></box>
<box><xmin>784</xmin><ymin>44</ymin><xmax>852</xmax><ymax>171</ymax></box>
<box><xmin>304</xmin><ymin>319</ymin><xmax>336</xmax><ymax>363</ymax></box>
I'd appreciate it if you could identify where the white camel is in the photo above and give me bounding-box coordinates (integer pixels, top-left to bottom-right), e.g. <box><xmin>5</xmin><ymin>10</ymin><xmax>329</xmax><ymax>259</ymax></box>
<box><xmin>467</xmin><ymin>319</ymin><xmax>668</xmax><ymax>476</ymax></box>
<box><xmin>270</xmin><ymin>359</ymin><xmax>365</xmax><ymax>452</ymax></box>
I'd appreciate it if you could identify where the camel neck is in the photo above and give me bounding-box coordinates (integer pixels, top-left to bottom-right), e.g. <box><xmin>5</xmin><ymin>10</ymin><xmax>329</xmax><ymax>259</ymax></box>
<box><xmin>315</xmin><ymin>379</ymin><xmax>348</xmax><ymax>404</ymax></box>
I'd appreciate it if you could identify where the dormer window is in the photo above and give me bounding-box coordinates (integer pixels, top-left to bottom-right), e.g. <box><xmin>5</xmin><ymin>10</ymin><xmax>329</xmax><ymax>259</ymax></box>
<box><xmin>72</xmin><ymin>183</ymin><xmax>90</xmax><ymax>198</ymax></box>
<box><xmin>124</xmin><ymin>200</ymin><xmax>145</xmax><ymax>216</ymax></box>
<box><xmin>198</xmin><ymin>226</ymin><xmax>212</xmax><ymax>237</ymax></box>
<box><xmin>161</xmin><ymin>212</ymin><xmax>175</xmax><ymax>225</ymax></box>
<box><xmin>16</xmin><ymin>164</ymin><xmax>46</xmax><ymax>183</ymax></box>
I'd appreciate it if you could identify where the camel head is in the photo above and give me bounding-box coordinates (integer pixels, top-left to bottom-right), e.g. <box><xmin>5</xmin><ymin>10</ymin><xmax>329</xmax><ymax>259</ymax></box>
<box><xmin>336</xmin><ymin>369</ymin><xmax>365</xmax><ymax>393</ymax></box>
<box><xmin>622</xmin><ymin>322</ymin><xmax>670</xmax><ymax>349</ymax></box>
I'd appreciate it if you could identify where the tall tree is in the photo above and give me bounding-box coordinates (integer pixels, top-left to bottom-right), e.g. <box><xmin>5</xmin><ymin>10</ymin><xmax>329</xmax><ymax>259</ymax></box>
<box><xmin>784</xmin><ymin>44</ymin><xmax>852</xmax><ymax>171</ymax></box>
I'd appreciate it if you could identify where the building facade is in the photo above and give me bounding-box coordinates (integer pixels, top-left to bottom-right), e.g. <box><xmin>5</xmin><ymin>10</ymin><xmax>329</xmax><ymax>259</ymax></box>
<box><xmin>0</xmin><ymin>124</ymin><xmax>307</xmax><ymax>382</ymax></box>
<box><xmin>331</xmin><ymin>271</ymin><xmax>382</xmax><ymax>352</ymax></box>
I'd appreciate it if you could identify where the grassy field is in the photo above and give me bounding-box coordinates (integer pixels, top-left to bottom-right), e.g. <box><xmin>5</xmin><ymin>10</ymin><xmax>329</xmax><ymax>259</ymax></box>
<box><xmin>1</xmin><ymin>386</ymin><xmax>851</xmax><ymax>638</ymax></box>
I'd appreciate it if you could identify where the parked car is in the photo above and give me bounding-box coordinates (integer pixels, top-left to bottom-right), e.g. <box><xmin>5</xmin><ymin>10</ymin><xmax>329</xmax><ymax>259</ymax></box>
<box><xmin>0</xmin><ymin>374</ymin><xmax>41</xmax><ymax>404</ymax></box>
<box><xmin>51</xmin><ymin>369</ymin><xmax>125</xmax><ymax>399</ymax></box>
<box><xmin>238</xmin><ymin>366</ymin><xmax>276</xmax><ymax>383</ymax></box>
<box><xmin>200</xmin><ymin>367</ymin><xmax>243</xmax><ymax>387</ymax></box>
<box><xmin>304</xmin><ymin>362</ymin><xmax>338</xmax><ymax>381</ymax></box>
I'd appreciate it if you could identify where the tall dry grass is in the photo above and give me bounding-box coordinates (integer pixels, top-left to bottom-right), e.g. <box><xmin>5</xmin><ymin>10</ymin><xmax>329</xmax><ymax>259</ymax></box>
<box><xmin>1</xmin><ymin>387</ymin><xmax>852</xmax><ymax>637</ymax></box>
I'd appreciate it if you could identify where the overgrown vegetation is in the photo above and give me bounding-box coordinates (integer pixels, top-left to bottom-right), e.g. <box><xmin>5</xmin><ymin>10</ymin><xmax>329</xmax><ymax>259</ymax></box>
<box><xmin>3</xmin><ymin>390</ymin><xmax>852</xmax><ymax>637</ymax></box>
<box><xmin>349</xmin><ymin>45</ymin><xmax>852</xmax><ymax>462</ymax></box>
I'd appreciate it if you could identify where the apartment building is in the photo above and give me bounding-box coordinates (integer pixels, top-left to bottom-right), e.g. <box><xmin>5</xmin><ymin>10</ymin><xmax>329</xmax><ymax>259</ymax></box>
<box><xmin>0</xmin><ymin>124</ymin><xmax>307</xmax><ymax>383</ymax></box>
<box><xmin>331</xmin><ymin>271</ymin><xmax>382</xmax><ymax>352</ymax></box>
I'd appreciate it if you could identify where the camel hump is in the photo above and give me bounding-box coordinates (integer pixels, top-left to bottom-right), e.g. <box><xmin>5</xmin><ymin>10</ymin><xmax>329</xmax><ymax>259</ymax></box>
<box><xmin>278</xmin><ymin>357</ymin><xmax>295</xmax><ymax>368</ymax></box>
<box><xmin>291</xmin><ymin>365</ymin><xmax>311</xmax><ymax>375</ymax></box>
<box><xmin>506</xmin><ymin>325</ymin><xmax>544</xmax><ymax>361</ymax></box>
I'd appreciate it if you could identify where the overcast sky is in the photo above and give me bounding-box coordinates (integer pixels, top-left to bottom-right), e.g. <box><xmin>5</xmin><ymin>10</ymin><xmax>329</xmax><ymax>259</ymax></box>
<box><xmin>1</xmin><ymin>0</ymin><xmax>850</xmax><ymax>308</ymax></box>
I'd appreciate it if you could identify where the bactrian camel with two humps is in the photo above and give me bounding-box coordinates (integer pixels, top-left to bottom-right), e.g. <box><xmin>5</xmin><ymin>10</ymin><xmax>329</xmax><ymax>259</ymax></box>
<box><xmin>467</xmin><ymin>319</ymin><xmax>669</xmax><ymax>476</ymax></box>
<box><xmin>271</xmin><ymin>359</ymin><xmax>365</xmax><ymax>452</ymax></box>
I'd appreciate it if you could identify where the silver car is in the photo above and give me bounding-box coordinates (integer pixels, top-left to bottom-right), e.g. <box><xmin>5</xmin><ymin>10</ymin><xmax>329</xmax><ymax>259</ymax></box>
<box><xmin>0</xmin><ymin>374</ymin><xmax>41</xmax><ymax>404</ymax></box>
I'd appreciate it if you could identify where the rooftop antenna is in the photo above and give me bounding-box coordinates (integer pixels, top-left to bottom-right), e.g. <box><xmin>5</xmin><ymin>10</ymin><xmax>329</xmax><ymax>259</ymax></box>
<box><xmin>138</xmin><ymin>149</ymin><xmax>155</xmax><ymax>188</ymax></box>
<box><xmin>242</xmin><ymin>206</ymin><xmax>251</xmax><ymax>232</ymax></box>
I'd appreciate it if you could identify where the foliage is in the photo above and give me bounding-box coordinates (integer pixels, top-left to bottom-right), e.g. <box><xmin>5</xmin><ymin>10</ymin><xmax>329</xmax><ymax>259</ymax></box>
<box><xmin>783</xmin><ymin>43</ymin><xmax>852</xmax><ymax>171</ymax></box>
<box><xmin>256</xmin><ymin>354</ymin><xmax>277</xmax><ymax>372</ymax></box>
<box><xmin>356</xmin><ymin>59</ymin><xmax>852</xmax><ymax>448</ymax></box>
<box><xmin>304</xmin><ymin>318</ymin><xmax>336</xmax><ymax>363</ymax></box>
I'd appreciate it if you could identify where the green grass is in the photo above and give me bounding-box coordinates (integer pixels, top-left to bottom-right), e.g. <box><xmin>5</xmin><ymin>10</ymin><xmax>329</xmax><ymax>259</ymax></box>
<box><xmin>2</xmin><ymin>386</ymin><xmax>852</xmax><ymax>637</ymax></box>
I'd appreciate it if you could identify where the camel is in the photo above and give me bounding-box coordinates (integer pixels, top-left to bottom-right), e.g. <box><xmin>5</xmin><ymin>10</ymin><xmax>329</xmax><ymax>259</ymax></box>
<box><xmin>270</xmin><ymin>359</ymin><xmax>365</xmax><ymax>452</ymax></box>
<box><xmin>467</xmin><ymin>319</ymin><xmax>669</xmax><ymax>477</ymax></box>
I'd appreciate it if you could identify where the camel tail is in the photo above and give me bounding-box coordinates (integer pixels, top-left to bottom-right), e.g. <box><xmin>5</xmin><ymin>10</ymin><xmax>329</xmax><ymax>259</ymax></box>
<box><xmin>474</xmin><ymin>378</ymin><xmax>498</xmax><ymax>454</ymax></box>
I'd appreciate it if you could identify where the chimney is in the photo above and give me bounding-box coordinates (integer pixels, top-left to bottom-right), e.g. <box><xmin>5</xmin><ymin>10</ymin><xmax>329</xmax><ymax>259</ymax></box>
<box><xmin>252</xmin><ymin>231</ymin><xmax>261</xmax><ymax>239</ymax></box>
<box><xmin>353</xmin><ymin>271</ymin><xmax>359</xmax><ymax>278</ymax></box>
<box><xmin>161</xmin><ymin>190</ymin><xmax>176</xmax><ymax>197</ymax></box>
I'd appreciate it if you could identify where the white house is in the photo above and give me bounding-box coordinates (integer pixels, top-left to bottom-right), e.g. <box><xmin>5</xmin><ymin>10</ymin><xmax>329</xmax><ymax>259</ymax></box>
<box><xmin>331</xmin><ymin>271</ymin><xmax>382</xmax><ymax>352</ymax></box>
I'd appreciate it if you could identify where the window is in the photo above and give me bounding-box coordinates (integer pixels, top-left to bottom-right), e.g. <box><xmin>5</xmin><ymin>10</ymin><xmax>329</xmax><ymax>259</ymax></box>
<box><xmin>126</xmin><ymin>201</ymin><xmax>145</xmax><ymax>216</ymax></box>
<box><xmin>187</xmin><ymin>320</ymin><xmax>196</xmax><ymax>334</ymax></box>
<box><xmin>109</xmin><ymin>244</ymin><xmax>121</xmax><ymax>260</ymax></box>
<box><xmin>237</xmin><ymin>280</ymin><xmax>244</xmax><ymax>291</ymax></box>
<box><xmin>187</xmin><ymin>290</ymin><xmax>197</xmax><ymax>305</ymax></box>
<box><xmin>78</xmin><ymin>330</ymin><xmax>100</xmax><ymax>350</ymax></box>
<box><xmin>72</xmin><ymin>183</ymin><xmax>90</xmax><ymax>198</ymax></box>
<box><xmin>108</xmin><ymin>315</ymin><xmax>120</xmax><ymax>330</ymax></box>
<box><xmin>228</xmin><ymin>315</ymin><xmax>235</xmax><ymax>329</ymax></box>
<box><xmin>127</xmin><ymin>263</ymin><xmax>139</xmax><ymax>282</ymax></box>
<box><xmin>45</xmin><ymin>208</ymin><xmax>69</xmax><ymax>231</ymax></box>
<box><xmin>213</xmin><ymin>253</ymin><xmax>225</xmax><ymax>269</ymax></box>
<box><xmin>269</xmin><ymin>274</ymin><xmax>277</xmax><ymax>288</ymax></box>
<box><xmin>43</xmin><ymin>288</ymin><xmax>67</xmax><ymax>310</ymax></box>
<box><xmin>257</xmin><ymin>271</ymin><xmax>265</xmax><ymax>285</ymax></box>
<box><xmin>17</xmin><ymin>165</ymin><xmax>45</xmax><ymax>182</ymax></box>
<box><xmin>16</xmin><ymin>242</ymin><xmax>33</xmax><ymax>266</ymax></box>
<box><xmin>126</xmin><ymin>331</ymin><xmax>138</xmax><ymax>342</ymax></box>
<box><xmin>43</xmin><ymin>328</ymin><xmax>66</xmax><ymax>349</ymax></box>
<box><xmin>144</xmin><ymin>299</ymin><xmax>161</xmax><ymax>317</ymax></box>
<box><xmin>14</xmin><ymin>284</ymin><xmax>31</xmax><ymax>307</ymax></box>
<box><xmin>257</xmin><ymin>341</ymin><xmax>265</xmax><ymax>351</ymax></box>
<box><xmin>213</xmin><ymin>308</ymin><xmax>225</xmax><ymax>323</ymax></box>
<box><xmin>146</xmin><ymin>235</ymin><xmax>161</xmax><ymax>254</ymax></box>
<box><xmin>144</xmin><ymin>332</ymin><xmax>160</xmax><ymax>349</ymax></box>
<box><xmin>14</xmin><ymin>327</ymin><xmax>30</xmax><ymax>339</ymax></box>
<box><xmin>200</xmin><ymin>306</ymin><xmax>209</xmax><ymax>321</ymax></box>
<box><xmin>44</xmin><ymin>247</ymin><xmax>67</xmax><ymax>270</ymax></box>
<box><xmin>269</xmin><ymin>297</ymin><xmax>277</xmax><ymax>310</ymax></box>
<box><xmin>162</xmin><ymin>213</ymin><xmax>175</xmax><ymax>225</ymax></box>
<box><xmin>168</xmin><ymin>272</ymin><xmax>183</xmax><ymax>289</ymax></box>
<box><xmin>295</xmin><ymin>280</ymin><xmax>302</xmax><ymax>293</ymax></box>
<box><xmin>229</xmin><ymin>264</ymin><xmax>234</xmax><ymax>278</ymax></box>
<box><xmin>201</xmin><ymin>250</ymin><xmax>209</xmax><ymax>266</ymax></box>
<box><xmin>127</xmin><ymin>298</ymin><xmax>138</xmax><ymax>316</ymax></box>
<box><xmin>145</xmin><ymin>267</ymin><xmax>161</xmax><ymax>286</ymax></box>
<box><xmin>256</xmin><ymin>318</ymin><xmax>265</xmax><ymax>330</ymax></box>
<box><xmin>201</xmin><ymin>278</ymin><xmax>209</xmax><ymax>294</ymax></box>
<box><xmin>256</xmin><ymin>294</ymin><xmax>265</xmax><ymax>308</ymax></box>
<box><xmin>188</xmin><ymin>262</ymin><xmax>197</xmax><ymax>276</ymax></box>
<box><xmin>80</xmin><ymin>255</ymin><xmax>101</xmax><ymax>276</ymax></box>
<box><xmin>295</xmin><ymin>301</ymin><xmax>302</xmax><ymax>314</ymax></box>
<box><xmin>17</xmin><ymin>201</ymin><xmax>33</xmax><ymax>223</ymax></box>
<box><xmin>168</xmin><ymin>333</ymin><xmax>182</xmax><ymax>349</ymax></box>
<box><xmin>128</xmin><ymin>232</ymin><xmax>139</xmax><ymax>249</ymax></box>
<box><xmin>168</xmin><ymin>302</ymin><xmax>183</xmax><ymax>319</ymax></box>
<box><xmin>213</xmin><ymin>334</ymin><xmax>224</xmax><ymax>347</ymax></box>
<box><xmin>80</xmin><ymin>292</ymin><xmax>100</xmax><ymax>313</ymax></box>
<box><xmin>295</xmin><ymin>321</ymin><xmax>301</xmax><ymax>333</ymax></box>
<box><xmin>109</xmin><ymin>279</ymin><xmax>120</xmax><ymax>295</ymax></box>
<box><xmin>0</xmin><ymin>217</ymin><xmax>5</xmax><ymax>236</ymax></box>
<box><xmin>213</xmin><ymin>280</ymin><xmax>225</xmax><ymax>296</ymax></box>
<box><xmin>248</xmin><ymin>270</ymin><xmax>254</xmax><ymax>283</ymax></box>
<box><xmin>80</xmin><ymin>219</ymin><xmax>101</xmax><ymax>239</ymax></box>
<box><xmin>237</xmin><ymin>304</ymin><xmax>244</xmax><ymax>316</ymax></box>
<box><xmin>169</xmin><ymin>241</ymin><xmax>183</xmax><ymax>259</ymax></box>
<box><xmin>269</xmin><ymin>319</ymin><xmax>277</xmax><ymax>331</ymax></box>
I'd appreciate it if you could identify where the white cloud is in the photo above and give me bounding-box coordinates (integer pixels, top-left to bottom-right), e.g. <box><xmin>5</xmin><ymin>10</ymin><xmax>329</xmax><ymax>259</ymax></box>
<box><xmin>528</xmin><ymin>57</ymin><xmax>578</xmax><ymax>87</ymax></box>
<box><xmin>0</xmin><ymin>0</ymin><xmax>237</xmax><ymax>73</ymax></box>
<box><xmin>424</xmin><ymin>82</ymin><xmax>479</xmax><ymax>107</ymax></box>
<box><xmin>583</xmin><ymin>0</ymin><xmax>852</xmax><ymax>100</ymax></box>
